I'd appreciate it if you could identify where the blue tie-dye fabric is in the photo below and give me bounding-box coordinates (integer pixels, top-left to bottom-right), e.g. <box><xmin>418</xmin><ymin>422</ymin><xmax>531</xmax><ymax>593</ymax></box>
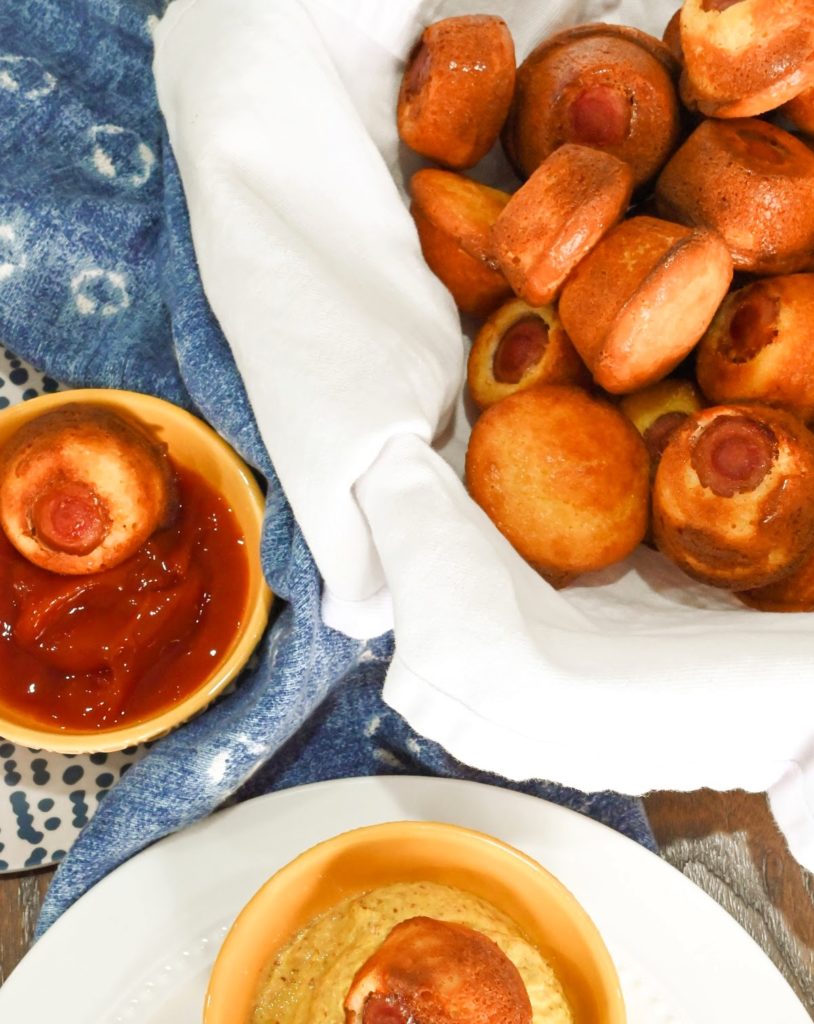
<box><xmin>0</xmin><ymin>0</ymin><xmax>657</xmax><ymax>936</ymax></box>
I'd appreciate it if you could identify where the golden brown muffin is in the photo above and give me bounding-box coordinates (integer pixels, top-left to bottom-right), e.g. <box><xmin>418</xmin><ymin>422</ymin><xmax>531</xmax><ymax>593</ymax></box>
<box><xmin>662</xmin><ymin>10</ymin><xmax>683</xmax><ymax>64</ymax></box>
<box><xmin>503</xmin><ymin>22</ymin><xmax>680</xmax><ymax>188</ymax></box>
<box><xmin>780</xmin><ymin>84</ymin><xmax>814</xmax><ymax>135</ymax></box>
<box><xmin>738</xmin><ymin>543</ymin><xmax>814</xmax><ymax>611</ymax></box>
<box><xmin>619</xmin><ymin>377</ymin><xmax>704</xmax><ymax>473</ymax></box>
<box><xmin>679</xmin><ymin>0</ymin><xmax>814</xmax><ymax>119</ymax></box>
<box><xmin>0</xmin><ymin>404</ymin><xmax>176</xmax><ymax>575</ymax></box>
<box><xmin>465</xmin><ymin>385</ymin><xmax>649</xmax><ymax>585</ymax></box>
<box><xmin>397</xmin><ymin>15</ymin><xmax>516</xmax><ymax>169</ymax></box>
<box><xmin>410</xmin><ymin>168</ymin><xmax>513</xmax><ymax>317</ymax></box>
<box><xmin>652</xmin><ymin>403</ymin><xmax>814</xmax><ymax>589</ymax></box>
<box><xmin>655</xmin><ymin>117</ymin><xmax>814</xmax><ymax>274</ymax></box>
<box><xmin>696</xmin><ymin>274</ymin><xmax>814</xmax><ymax>422</ymax></box>
<box><xmin>558</xmin><ymin>215</ymin><xmax>732</xmax><ymax>394</ymax></box>
<box><xmin>345</xmin><ymin>917</ymin><xmax>532</xmax><ymax>1024</ymax></box>
<box><xmin>491</xmin><ymin>144</ymin><xmax>633</xmax><ymax>306</ymax></box>
<box><xmin>467</xmin><ymin>297</ymin><xmax>588</xmax><ymax>409</ymax></box>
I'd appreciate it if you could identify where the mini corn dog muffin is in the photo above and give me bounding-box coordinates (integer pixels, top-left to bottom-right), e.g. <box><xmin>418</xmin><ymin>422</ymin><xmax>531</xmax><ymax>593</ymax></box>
<box><xmin>467</xmin><ymin>298</ymin><xmax>587</xmax><ymax>409</ymax></box>
<box><xmin>678</xmin><ymin>0</ymin><xmax>814</xmax><ymax>119</ymax></box>
<box><xmin>0</xmin><ymin>404</ymin><xmax>176</xmax><ymax>575</ymax></box>
<box><xmin>491</xmin><ymin>144</ymin><xmax>633</xmax><ymax>306</ymax></box>
<box><xmin>738</xmin><ymin>544</ymin><xmax>814</xmax><ymax>612</ymax></box>
<box><xmin>781</xmin><ymin>85</ymin><xmax>814</xmax><ymax>135</ymax></box>
<box><xmin>619</xmin><ymin>377</ymin><xmax>704</xmax><ymax>472</ymax></box>
<box><xmin>558</xmin><ymin>215</ymin><xmax>732</xmax><ymax>394</ymax></box>
<box><xmin>503</xmin><ymin>23</ymin><xmax>680</xmax><ymax>188</ymax></box>
<box><xmin>652</xmin><ymin>403</ymin><xmax>814</xmax><ymax>590</ymax></box>
<box><xmin>410</xmin><ymin>168</ymin><xmax>512</xmax><ymax>317</ymax></box>
<box><xmin>397</xmin><ymin>15</ymin><xmax>516</xmax><ymax>169</ymax></box>
<box><xmin>465</xmin><ymin>385</ymin><xmax>649</xmax><ymax>586</ymax></box>
<box><xmin>696</xmin><ymin>274</ymin><xmax>814</xmax><ymax>422</ymax></box>
<box><xmin>655</xmin><ymin>118</ymin><xmax>814</xmax><ymax>274</ymax></box>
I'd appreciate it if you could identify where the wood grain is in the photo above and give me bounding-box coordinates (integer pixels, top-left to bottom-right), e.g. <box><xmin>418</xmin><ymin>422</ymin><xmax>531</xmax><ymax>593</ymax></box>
<box><xmin>0</xmin><ymin>868</ymin><xmax>54</xmax><ymax>986</ymax></box>
<box><xmin>644</xmin><ymin>789</ymin><xmax>814</xmax><ymax>1016</ymax></box>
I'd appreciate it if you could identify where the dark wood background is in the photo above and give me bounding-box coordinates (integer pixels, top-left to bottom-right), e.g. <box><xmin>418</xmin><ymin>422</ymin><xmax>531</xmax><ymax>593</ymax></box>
<box><xmin>1</xmin><ymin>789</ymin><xmax>812</xmax><ymax>1015</ymax></box>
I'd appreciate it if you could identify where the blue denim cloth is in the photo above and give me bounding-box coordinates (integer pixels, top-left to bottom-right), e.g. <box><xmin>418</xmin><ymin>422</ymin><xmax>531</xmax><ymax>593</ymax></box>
<box><xmin>0</xmin><ymin>0</ymin><xmax>657</xmax><ymax>936</ymax></box>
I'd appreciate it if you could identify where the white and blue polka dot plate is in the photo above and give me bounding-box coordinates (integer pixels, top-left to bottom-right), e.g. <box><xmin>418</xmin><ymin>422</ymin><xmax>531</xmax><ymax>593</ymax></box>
<box><xmin>0</xmin><ymin>347</ymin><xmax>149</xmax><ymax>872</ymax></box>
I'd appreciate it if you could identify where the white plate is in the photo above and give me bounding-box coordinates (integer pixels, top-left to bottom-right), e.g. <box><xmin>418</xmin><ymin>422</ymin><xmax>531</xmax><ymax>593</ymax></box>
<box><xmin>0</xmin><ymin>348</ymin><xmax>151</xmax><ymax>872</ymax></box>
<box><xmin>0</xmin><ymin>776</ymin><xmax>808</xmax><ymax>1023</ymax></box>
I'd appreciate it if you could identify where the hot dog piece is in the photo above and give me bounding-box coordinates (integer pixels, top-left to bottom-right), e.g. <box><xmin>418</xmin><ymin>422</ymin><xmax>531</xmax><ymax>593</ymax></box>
<box><xmin>655</xmin><ymin>118</ymin><xmax>814</xmax><ymax>274</ymax></box>
<box><xmin>410</xmin><ymin>168</ymin><xmax>512</xmax><ymax>317</ymax></box>
<box><xmin>465</xmin><ymin>385</ymin><xmax>649</xmax><ymax>586</ymax></box>
<box><xmin>678</xmin><ymin>0</ymin><xmax>814</xmax><ymax>118</ymax></box>
<box><xmin>503</xmin><ymin>23</ymin><xmax>680</xmax><ymax>188</ymax></box>
<box><xmin>491</xmin><ymin>144</ymin><xmax>633</xmax><ymax>306</ymax></box>
<box><xmin>652</xmin><ymin>403</ymin><xmax>814</xmax><ymax>589</ymax></box>
<box><xmin>344</xmin><ymin>917</ymin><xmax>532</xmax><ymax>1024</ymax></box>
<box><xmin>558</xmin><ymin>215</ymin><xmax>732</xmax><ymax>394</ymax></box>
<box><xmin>467</xmin><ymin>298</ymin><xmax>587</xmax><ymax>409</ymax></box>
<box><xmin>397</xmin><ymin>15</ymin><xmax>516</xmax><ymax>169</ymax></box>
<box><xmin>0</xmin><ymin>404</ymin><xmax>176</xmax><ymax>575</ymax></box>
<box><xmin>619</xmin><ymin>377</ymin><xmax>703</xmax><ymax>472</ymax></box>
<box><xmin>696</xmin><ymin>274</ymin><xmax>814</xmax><ymax>422</ymax></box>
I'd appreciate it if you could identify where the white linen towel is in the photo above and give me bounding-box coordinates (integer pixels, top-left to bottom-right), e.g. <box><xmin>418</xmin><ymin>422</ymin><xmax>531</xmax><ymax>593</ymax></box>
<box><xmin>154</xmin><ymin>0</ymin><xmax>814</xmax><ymax>870</ymax></box>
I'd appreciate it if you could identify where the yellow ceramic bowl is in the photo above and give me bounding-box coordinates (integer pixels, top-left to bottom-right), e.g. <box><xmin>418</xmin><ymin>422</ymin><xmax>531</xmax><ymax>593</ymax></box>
<box><xmin>0</xmin><ymin>388</ymin><xmax>272</xmax><ymax>754</ymax></box>
<box><xmin>205</xmin><ymin>820</ymin><xmax>626</xmax><ymax>1024</ymax></box>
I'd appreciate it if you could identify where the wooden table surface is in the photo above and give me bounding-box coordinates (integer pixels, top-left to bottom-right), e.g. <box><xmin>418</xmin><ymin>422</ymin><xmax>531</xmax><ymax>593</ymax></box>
<box><xmin>1</xmin><ymin>789</ymin><xmax>813</xmax><ymax>1014</ymax></box>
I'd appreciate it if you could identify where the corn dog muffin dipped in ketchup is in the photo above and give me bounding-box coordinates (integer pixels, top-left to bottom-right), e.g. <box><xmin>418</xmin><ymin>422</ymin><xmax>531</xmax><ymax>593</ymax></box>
<box><xmin>503</xmin><ymin>23</ymin><xmax>680</xmax><ymax>188</ymax></box>
<box><xmin>696</xmin><ymin>274</ymin><xmax>814</xmax><ymax>422</ymax></box>
<box><xmin>491</xmin><ymin>144</ymin><xmax>633</xmax><ymax>307</ymax></box>
<box><xmin>653</xmin><ymin>403</ymin><xmax>814</xmax><ymax>590</ymax></box>
<box><xmin>410</xmin><ymin>168</ymin><xmax>512</xmax><ymax>317</ymax></box>
<box><xmin>467</xmin><ymin>298</ymin><xmax>588</xmax><ymax>410</ymax></box>
<box><xmin>465</xmin><ymin>385</ymin><xmax>649</xmax><ymax>587</ymax></box>
<box><xmin>397</xmin><ymin>15</ymin><xmax>516</xmax><ymax>169</ymax></box>
<box><xmin>655</xmin><ymin>117</ymin><xmax>814</xmax><ymax>275</ymax></box>
<box><xmin>558</xmin><ymin>215</ymin><xmax>732</xmax><ymax>394</ymax></box>
<box><xmin>0</xmin><ymin>403</ymin><xmax>175</xmax><ymax>575</ymax></box>
<box><xmin>678</xmin><ymin>0</ymin><xmax>814</xmax><ymax>119</ymax></box>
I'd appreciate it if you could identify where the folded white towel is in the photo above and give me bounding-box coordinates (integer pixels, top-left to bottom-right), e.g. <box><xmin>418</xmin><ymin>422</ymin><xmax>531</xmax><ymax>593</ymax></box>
<box><xmin>154</xmin><ymin>0</ymin><xmax>814</xmax><ymax>870</ymax></box>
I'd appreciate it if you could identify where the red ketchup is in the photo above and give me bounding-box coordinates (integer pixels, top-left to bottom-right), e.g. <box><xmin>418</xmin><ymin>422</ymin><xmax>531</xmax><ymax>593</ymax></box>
<box><xmin>0</xmin><ymin>465</ymin><xmax>250</xmax><ymax>732</ymax></box>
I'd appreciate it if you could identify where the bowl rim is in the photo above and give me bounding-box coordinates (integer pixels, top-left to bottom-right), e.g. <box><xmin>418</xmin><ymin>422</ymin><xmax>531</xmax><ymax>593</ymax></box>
<box><xmin>0</xmin><ymin>387</ymin><xmax>272</xmax><ymax>753</ymax></box>
<box><xmin>204</xmin><ymin>818</ymin><xmax>627</xmax><ymax>1024</ymax></box>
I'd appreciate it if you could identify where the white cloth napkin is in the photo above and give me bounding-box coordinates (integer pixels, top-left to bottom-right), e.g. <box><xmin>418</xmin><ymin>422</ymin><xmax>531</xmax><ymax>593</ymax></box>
<box><xmin>154</xmin><ymin>0</ymin><xmax>814</xmax><ymax>870</ymax></box>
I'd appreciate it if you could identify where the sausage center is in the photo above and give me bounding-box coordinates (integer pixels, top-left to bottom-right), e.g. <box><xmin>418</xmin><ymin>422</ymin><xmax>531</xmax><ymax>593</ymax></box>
<box><xmin>492</xmin><ymin>316</ymin><xmax>549</xmax><ymax>383</ymax></box>
<box><xmin>643</xmin><ymin>411</ymin><xmax>688</xmax><ymax>462</ymax></box>
<box><xmin>722</xmin><ymin>292</ymin><xmax>779</xmax><ymax>363</ymax></box>
<box><xmin>31</xmin><ymin>480</ymin><xmax>110</xmax><ymax>555</ymax></box>
<box><xmin>701</xmin><ymin>0</ymin><xmax>747</xmax><ymax>11</ymax></box>
<box><xmin>568</xmin><ymin>85</ymin><xmax>631</xmax><ymax>148</ymax></box>
<box><xmin>691</xmin><ymin>416</ymin><xmax>776</xmax><ymax>497</ymax></box>
<box><xmin>362</xmin><ymin>994</ymin><xmax>412</xmax><ymax>1024</ymax></box>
